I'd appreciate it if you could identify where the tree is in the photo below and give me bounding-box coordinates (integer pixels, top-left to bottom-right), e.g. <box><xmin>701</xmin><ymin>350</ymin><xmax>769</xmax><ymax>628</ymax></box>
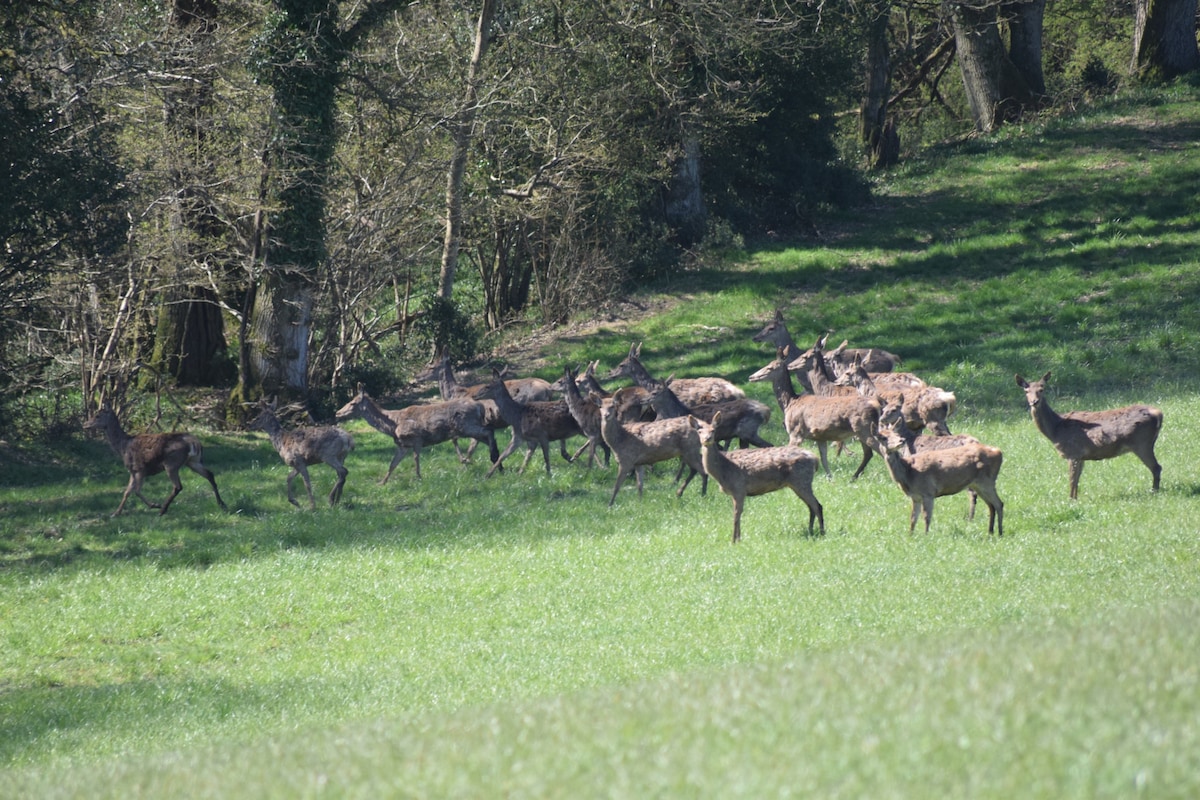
<box><xmin>1132</xmin><ymin>0</ymin><xmax>1200</xmax><ymax>82</ymax></box>
<box><xmin>945</xmin><ymin>0</ymin><xmax>1039</xmax><ymax>132</ymax></box>
<box><xmin>244</xmin><ymin>0</ymin><xmax>409</xmax><ymax>400</ymax></box>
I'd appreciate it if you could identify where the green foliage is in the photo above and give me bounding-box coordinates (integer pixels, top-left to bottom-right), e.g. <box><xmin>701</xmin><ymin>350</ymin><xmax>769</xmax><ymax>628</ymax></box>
<box><xmin>410</xmin><ymin>295</ymin><xmax>480</xmax><ymax>364</ymax></box>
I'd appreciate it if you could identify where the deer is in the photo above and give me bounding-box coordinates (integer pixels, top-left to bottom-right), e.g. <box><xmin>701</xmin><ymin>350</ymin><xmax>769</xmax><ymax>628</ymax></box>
<box><xmin>878</xmin><ymin>422</ymin><xmax>1004</xmax><ymax>535</ymax></box>
<box><xmin>876</xmin><ymin>397</ymin><xmax>984</xmax><ymax>519</ymax></box>
<box><xmin>836</xmin><ymin>355</ymin><xmax>956</xmax><ymax>436</ymax></box>
<box><xmin>417</xmin><ymin>348</ymin><xmax>551</xmax><ymax>461</ymax></box>
<box><xmin>550</xmin><ymin>365</ymin><xmax>611</xmax><ymax>468</ymax></box>
<box><xmin>605</xmin><ymin>342</ymin><xmax>745</xmax><ymax>407</ymax></box>
<box><xmin>688</xmin><ymin>413</ymin><xmax>823</xmax><ymax>543</ymax></box>
<box><xmin>577</xmin><ymin>360</ymin><xmax>654</xmax><ymax>422</ymax></box>
<box><xmin>476</xmin><ymin>368</ymin><xmax>583</xmax><ymax>478</ymax></box>
<box><xmin>1015</xmin><ymin>372</ymin><xmax>1163</xmax><ymax>499</ymax></box>
<box><xmin>599</xmin><ymin>397</ymin><xmax>707</xmax><ymax>506</ymax></box>
<box><xmin>248</xmin><ymin>399</ymin><xmax>355</xmax><ymax>509</ymax></box>
<box><xmin>752</xmin><ymin>310</ymin><xmax>902</xmax><ymax>374</ymax></box>
<box><xmin>84</xmin><ymin>405</ymin><xmax>227</xmax><ymax>517</ymax></box>
<box><xmin>334</xmin><ymin>384</ymin><xmax>496</xmax><ymax>483</ymax></box>
<box><xmin>750</xmin><ymin>349</ymin><xmax>879</xmax><ymax>479</ymax></box>
<box><xmin>643</xmin><ymin>376</ymin><xmax>774</xmax><ymax>449</ymax></box>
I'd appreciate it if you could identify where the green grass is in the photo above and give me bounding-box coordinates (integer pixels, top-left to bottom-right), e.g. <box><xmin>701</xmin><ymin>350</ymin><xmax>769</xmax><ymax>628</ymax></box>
<box><xmin>4</xmin><ymin>83</ymin><xmax>1200</xmax><ymax>797</ymax></box>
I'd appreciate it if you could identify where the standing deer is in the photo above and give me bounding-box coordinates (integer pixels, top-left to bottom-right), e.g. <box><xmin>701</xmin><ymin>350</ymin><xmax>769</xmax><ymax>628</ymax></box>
<box><xmin>248</xmin><ymin>400</ymin><xmax>355</xmax><ymax>509</ymax></box>
<box><xmin>1015</xmin><ymin>372</ymin><xmax>1163</xmax><ymax>499</ymax></box>
<box><xmin>476</xmin><ymin>369</ymin><xmax>582</xmax><ymax>478</ymax></box>
<box><xmin>878</xmin><ymin>423</ymin><xmax>1004</xmax><ymax>536</ymax></box>
<box><xmin>335</xmin><ymin>384</ymin><xmax>496</xmax><ymax>483</ymax></box>
<box><xmin>84</xmin><ymin>405</ymin><xmax>227</xmax><ymax>516</ymax></box>
<box><xmin>752</xmin><ymin>310</ymin><xmax>901</xmax><ymax>374</ymax></box>
<box><xmin>836</xmin><ymin>355</ymin><xmax>955</xmax><ymax>436</ymax></box>
<box><xmin>750</xmin><ymin>349</ymin><xmax>880</xmax><ymax>479</ymax></box>
<box><xmin>689</xmin><ymin>413</ymin><xmax>823</xmax><ymax>543</ymax></box>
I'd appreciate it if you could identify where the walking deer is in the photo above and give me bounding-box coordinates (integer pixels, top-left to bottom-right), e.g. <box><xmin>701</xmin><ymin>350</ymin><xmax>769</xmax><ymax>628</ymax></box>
<box><xmin>1015</xmin><ymin>372</ymin><xmax>1163</xmax><ymax>499</ymax></box>
<box><xmin>335</xmin><ymin>384</ymin><xmax>496</xmax><ymax>483</ymax></box>
<box><xmin>750</xmin><ymin>349</ymin><xmax>880</xmax><ymax>479</ymax></box>
<box><xmin>248</xmin><ymin>400</ymin><xmax>355</xmax><ymax>509</ymax></box>
<box><xmin>878</xmin><ymin>423</ymin><xmax>1004</xmax><ymax>536</ymax></box>
<box><xmin>605</xmin><ymin>342</ymin><xmax>745</xmax><ymax>407</ymax></box>
<box><xmin>689</xmin><ymin>413</ymin><xmax>823</xmax><ymax>543</ymax></box>
<box><xmin>84</xmin><ymin>405</ymin><xmax>227</xmax><ymax>516</ymax></box>
<box><xmin>418</xmin><ymin>348</ymin><xmax>550</xmax><ymax>462</ymax></box>
<box><xmin>599</xmin><ymin>398</ymin><xmax>707</xmax><ymax>506</ymax></box>
<box><xmin>476</xmin><ymin>368</ymin><xmax>582</xmax><ymax>478</ymax></box>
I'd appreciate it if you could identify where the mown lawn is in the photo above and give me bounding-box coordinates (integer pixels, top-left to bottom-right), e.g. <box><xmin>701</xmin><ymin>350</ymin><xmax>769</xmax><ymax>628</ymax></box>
<box><xmin>3</xmin><ymin>81</ymin><xmax>1200</xmax><ymax>798</ymax></box>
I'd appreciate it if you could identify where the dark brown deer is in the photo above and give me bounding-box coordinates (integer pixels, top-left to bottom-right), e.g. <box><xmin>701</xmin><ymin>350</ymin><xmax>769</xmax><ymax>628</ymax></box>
<box><xmin>605</xmin><ymin>342</ymin><xmax>745</xmax><ymax>407</ymax></box>
<box><xmin>878</xmin><ymin>423</ymin><xmax>1004</xmax><ymax>536</ymax></box>
<box><xmin>476</xmin><ymin>369</ymin><xmax>582</xmax><ymax>478</ymax></box>
<box><xmin>335</xmin><ymin>384</ymin><xmax>496</xmax><ymax>483</ymax></box>
<box><xmin>84</xmin><ymin>405</ymin><xmax>227</xmax><ymax>516</ymax></box>
<box><xmin>689</xmin><ymin>413</ymin><xmax>823</xmax><ymax>543</ymax></box>
<box><xmin>248</xmin><ymin>400</ymin><xmax>355</xmax><ymax>509</ymax></box>
<box><xmin>1015</xmin><ymin>372</ymin><xmax>1163</xmax><ymax>499</ymax></box>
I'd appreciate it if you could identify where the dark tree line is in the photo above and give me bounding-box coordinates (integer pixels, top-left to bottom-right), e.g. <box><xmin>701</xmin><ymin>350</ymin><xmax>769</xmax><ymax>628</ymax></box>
<box><xmin>0</xmin><ymin>0</ymin><xmax>1196</xmax><ymax>434</ymax></box>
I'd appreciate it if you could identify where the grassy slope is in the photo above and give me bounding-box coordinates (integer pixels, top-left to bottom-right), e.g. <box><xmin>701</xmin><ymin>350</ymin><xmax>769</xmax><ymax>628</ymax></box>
<box><xmin>3</xmin><ymin>83</ymin><xmax>1200</xmax><ymax>797</ymax></box>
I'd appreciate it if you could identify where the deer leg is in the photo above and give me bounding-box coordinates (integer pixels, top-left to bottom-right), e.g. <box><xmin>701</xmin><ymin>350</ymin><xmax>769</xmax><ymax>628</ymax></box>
<box><xmin>187</xmin><ymin>462</ymin><xmax>227</xmax><ymax>511</ymax></box>
<box><xmin>851</xmin><ymin>439</ymin><xmax>874</xmax><ymax>480</ymax></box>
<box><xmin>793</xmin><ymin>486</ymin><xmax>824</xmax><ymax>536</ymax></box>
<box><xmin>634</xmin><ymin>465</ymin><xmax>647</xmax><ymax>498</ymax></box>
<box><xmin>569</xmin><ymin>439</ymin><xmax>592</xmax><ymax>464</ymax></box>
<box><xmin>1136</xmin><ymin>448</ymin><xmax>1162</xmax><ymax>492</ymax></box>
<box><xmin>815</xmin><ymin>441</ymin><xmax>832</xmax><ymax>478</ymax></box>
<box><xmin>967</xmin><ymin>489</ymin><xmax>978</xmax><ymax>520</ymax></box>
<box><xmin>451</xmin><ymin>438</ymin><xmax>469</xmax><ymax>463</ymax></box>
<box><xmin>608</xmin><ymin>465</ymin><xmax>632</xmax><ymax>506</ymax></box>
<box><xmin>731</xmin><ymin>495</ymin><xmax>745</xmax><ymax>543</ymax></box>
<box><xmin>975</xmin><ymin>482</ymin><xmax>1003</xmax><ymax>536</ymax></box>
<box><xmin>542</xmin><ymin>440</ymin><xmax>554</xmax><ymax>475</ymax></box>
<box><xmin>1067</xmin><ymin>459</ymin><xmax>1083</xmax><ymax>500</ymax></box>
<box><xmin>381</xmin><ymin>445</ymin><xmax>411</xmax><ymax>485</ymax></box>
<box><xmin>487</xmin><ymin>434</ymin><xmax>523</xmax><ymax>478</ymax></box>
<box><xmin>298</xmin><ymin>464</ymin><xmax>318</xmax><ymax>510</ymax></box>
<box><xmin>328</xmin><ymin>462</ymin><xmax>348</xmax><ymax>506</ymax></box>
<box><xmin>908</xmin><ymin>498</ymin><xmax>921</xmax><ymax>533</ymax></box>
<box><xmin>558</xmin><ymin>440</ymin><xmax>573</xmax><ymax>464</ymax></box>
<box><xmin>114</xmin><ymin>474</ymin><xmax>148</xmax><ymax>516</ymax></box>
<box><xmin>921</xmin><ymin>497</ymin><xmax>935</xmax><ymax>533</ymax></box>
<box><xmin>487</xmin><ymin>431</ymin><xmax>500</xmax><ymax>466</ymax></box>
<box><xmin>518</xmin><ymin>442</ymin><xmax>539</xmax><ymax>475</ymax></box>
<box><xmin>157</xmin><ymin>472</ymin><xmax>184</xmax><ymax>516</ymax></box>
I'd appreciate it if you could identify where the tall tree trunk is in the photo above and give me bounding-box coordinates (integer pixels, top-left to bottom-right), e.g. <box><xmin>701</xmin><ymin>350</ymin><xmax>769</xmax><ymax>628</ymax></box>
<box><xmin>150</xmin><ymin>0</ymin><xmax>228</xmax><ymax>387</ymax></box>
<box><xmin>859</xmin><ymin>3</ymin><xmax>899</xmax><ymax>169</ymax></box>
<box><xmin>947</xmin><ymin>1</ymin><xmax>1034</xmax><ymax>132</ymax></box>
<box><xmin>438</xmin><ymin>0</ymin><xmax>498</xmax><ymax>303</ymax></box>
<box><xmin>248</xmin><ymin>0</ymin><xmax>341</xmax><ymax>397</ymax></box>
<box><xmin>1005</xmin><ymin>0</ymin><xmax>1046</xmax><ymax>97</ymax></box>
<box><xmin>663</xmin><ymin>135</ymin><xmax>706</xmax><ymax>246</ymax></box>
<box><xmin>1132</xmin><ymin>0</ymin><xmax>1200</xmax><ymax>82</ymax></box>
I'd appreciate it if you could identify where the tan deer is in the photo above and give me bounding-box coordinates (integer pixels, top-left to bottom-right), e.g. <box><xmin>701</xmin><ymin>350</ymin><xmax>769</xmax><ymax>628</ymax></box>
<box><xmin>749</xmin><ymin>349</ymin><xmax>880</xmax><ymax>479</ymax></box>
<box><xmin>334</xmin><ymin>384</ymin><xmax>495</xmax><ymax>483</ymax></box>
<box><xmin>84</xmin><ymin>405</ymin><xmax>227</xmax><ymax>517</ymax></box>
<box><xmin>689</xmin><ymin>413</ymin><xmax>823</xmax><ymax>543</ymax></box>
<box><xmin>248</xmin><ymin>400</ymin><xmax>355</xmax><ymax>509</ymax></box>
<box><xmin>752</xmin><ymin>310</ymin><xmax>901</xmax><ymax>374</ymax></box>
<box><xmin>878</xmin><ymin>423</ymin><xmax>1004</xmax><ymax>536</ymax></box>
<box><xmin>550</xmin><ymin>365</ymin><xmax>610</xmax><ymax>468</ymax></box>
<box><xmin>598</xmin><ymin>398</ymin><xmax>707</xmax><ymax>506</ymax></box>
<box><xmin>836</xmin><ymin>355</ymin><xmax>956</xmax><ymax>435</ymax></box>
<box><xmin>1015</xmin><ymin>372</ymin><xmax>1163</xmax><ymax>499</ymax></box>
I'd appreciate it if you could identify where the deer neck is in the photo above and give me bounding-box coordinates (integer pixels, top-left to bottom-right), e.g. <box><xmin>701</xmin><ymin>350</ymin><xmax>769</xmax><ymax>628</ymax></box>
<box><xmin>625</xmin><ymin>358</ymin><xmax>655</xmax><ymax>388</ymax></box>
<box><xmin>881</xmin><ymin>447</ymin><xmax>915</xmax><ymax>492</ymax></box>
<box><xmin>100</xmin><ymin>417</ymin><xmax>133</xmax><ymax>455</ymax></box>
<box><xmin>355</xmin><ymin>398</ymin><xmax>399</xmax><ymax>437</ymax></box>
<box><xmin>487</xmin><ymin>382</ymin><xmax>523</xmax><ymax>425</ymax></box>
<box><xmin>769</xmin><ymin>367</ymin><xmax>797</xmax><ymax>411</ymax></box>
<box><xmin>699</xmin><ymin>441</ymin><xmax>732</xmax><ymax>484</ymax></box>
<box><xmin>651</xmin><ymin>385</ymin><xmax>688</xmax><ymax>417</ymax></box>
<box><xmin>1030</xmin><ymin>398</ymin><xmax>1063</xmax><ymax>438</ymax></box>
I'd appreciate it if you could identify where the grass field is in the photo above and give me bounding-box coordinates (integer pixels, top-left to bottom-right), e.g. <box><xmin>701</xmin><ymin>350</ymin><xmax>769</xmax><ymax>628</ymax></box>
<box><xmin>3</xmin><ymin>81</ymin><xmax>1200</xmax><ymax>797</ymax></box>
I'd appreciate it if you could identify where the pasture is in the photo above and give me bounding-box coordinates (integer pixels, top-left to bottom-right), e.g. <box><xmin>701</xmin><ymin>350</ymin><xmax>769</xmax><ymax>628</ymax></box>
<box><xmin>3</xmin><ymin>83</ymin><xmax>1200</xmax><ymax>797</ymax></box>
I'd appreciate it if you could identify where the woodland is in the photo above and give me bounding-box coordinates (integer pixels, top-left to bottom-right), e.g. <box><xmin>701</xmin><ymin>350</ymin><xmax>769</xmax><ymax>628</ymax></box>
<box><xmin>1</xmin><ymin>0</ymin><xmax>1197</xmax><ymax>434</ymax></box>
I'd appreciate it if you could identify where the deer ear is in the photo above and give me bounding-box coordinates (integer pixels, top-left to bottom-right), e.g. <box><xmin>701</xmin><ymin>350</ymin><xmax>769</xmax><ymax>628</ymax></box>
<box><xmin>1041</xmin><ymin>371</ymin><xmax>1052</xmax><ymax>383</ymax></box>
<box><xmin>711</xmin><ymin>410</ymin><xmax>723</xmax><ymax>426</ymax></box>
<box><xmin>1015</xmin><ymin>374</ymin><xmax>1026</xmax><ymax>387</ymax></box>
<box><xmin>773</xmin><ymin>309</ymin><xmax>784</xmax><ymax>321</ymax></box>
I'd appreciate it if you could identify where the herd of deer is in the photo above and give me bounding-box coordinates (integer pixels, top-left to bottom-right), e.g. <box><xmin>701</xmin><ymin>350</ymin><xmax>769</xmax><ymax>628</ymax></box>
<box><xmin>84</xmin><ymin>310</ymin><xmax>1165</xmax><ymax>543</ymax></box>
